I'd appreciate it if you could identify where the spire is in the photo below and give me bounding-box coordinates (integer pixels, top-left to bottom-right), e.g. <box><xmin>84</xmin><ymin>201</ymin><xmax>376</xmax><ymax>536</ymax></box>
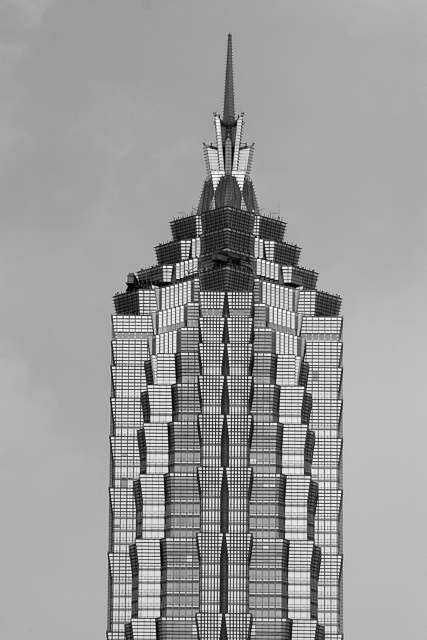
<box><xmin>223</xmin><ymin>34</ymin><xmax>235</xmax><ymax>124</ymax></box>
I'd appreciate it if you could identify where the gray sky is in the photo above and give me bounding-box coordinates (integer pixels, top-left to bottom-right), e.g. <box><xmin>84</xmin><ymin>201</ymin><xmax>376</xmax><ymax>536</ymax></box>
<box><xmin>1</xmin><ymin>1</ymin><xmax>426</xmax><ymax>638</ymax></box>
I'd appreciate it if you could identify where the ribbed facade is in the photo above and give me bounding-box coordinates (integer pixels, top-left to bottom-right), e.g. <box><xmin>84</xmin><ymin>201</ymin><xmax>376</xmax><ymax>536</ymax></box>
<box><xmin>107</xmin><ymin>36</ymin><xmax>343</xmax><ymax>640</ymax></box>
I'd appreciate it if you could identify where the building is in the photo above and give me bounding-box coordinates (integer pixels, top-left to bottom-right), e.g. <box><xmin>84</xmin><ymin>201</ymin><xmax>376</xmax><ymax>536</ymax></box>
<box><xmin>108</xmin><ymin>35</ymin><xmax>343</xmax><ymax>640</ymax></box>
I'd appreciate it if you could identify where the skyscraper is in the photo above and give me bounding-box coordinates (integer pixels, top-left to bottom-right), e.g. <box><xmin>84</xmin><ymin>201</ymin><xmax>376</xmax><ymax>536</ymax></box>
<box><xmin>108</xmin><ymin>35</ymin><xmax>343</xmax><ymax>640</ymax></box>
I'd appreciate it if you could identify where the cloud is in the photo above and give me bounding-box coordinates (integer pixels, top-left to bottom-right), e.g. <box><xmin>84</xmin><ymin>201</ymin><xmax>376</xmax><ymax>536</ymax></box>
<box><xmin>0</xmin><ymin>3</ymin><xmax>55</xmax><ymax>165</ymax></box>
<box><xmin>0</xmin><ymin>343</ymin><xmax>99</xmax><ymax>511</ymax></box>
<box><xmin>67</xmin><ymin>80</ymin><xmax>152</xmax><ymax>173</ymax></box>
<box><xmin>4</xmin><ymin>0</ymin><xmax>57</xmax><ymax>29</ymax></box>
<box><xmin>0</xmin><ymin>348</ymin><xmax>57</xmax><ymax>460</ymax></box>
<box><xmin>0</xmin><ymin>97</ymin><xmax>32</xmax><ymax>172</ymax></box>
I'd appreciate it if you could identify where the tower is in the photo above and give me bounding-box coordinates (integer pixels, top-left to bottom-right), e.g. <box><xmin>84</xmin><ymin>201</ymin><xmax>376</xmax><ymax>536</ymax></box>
<box><xmin>108</xmin><ymin>35</ymin><xmax>343</xmax><ymax>640</ymax></box>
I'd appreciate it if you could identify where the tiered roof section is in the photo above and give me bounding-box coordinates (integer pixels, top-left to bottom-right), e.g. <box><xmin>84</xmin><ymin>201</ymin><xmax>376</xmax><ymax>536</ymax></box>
<box><xmin>114</xmin><ymin>34</ymin><xmax>341</xmax><ymax>317</ymax></box>
<box><xmin>114</xmin><ymin>203</ymin><xmax>340</xmax><ymax>317</ymax></box>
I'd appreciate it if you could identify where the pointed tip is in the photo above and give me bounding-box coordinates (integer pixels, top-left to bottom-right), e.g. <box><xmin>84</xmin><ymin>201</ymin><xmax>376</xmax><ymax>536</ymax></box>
<box><xmin>223</xmin><ymin>34</ymin><xmax>235</xmax><ymax>124</ymax></box>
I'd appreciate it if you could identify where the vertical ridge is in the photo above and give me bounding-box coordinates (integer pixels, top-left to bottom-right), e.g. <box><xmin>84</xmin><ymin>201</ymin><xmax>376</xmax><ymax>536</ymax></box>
<box><xmin>223</xmin><ymin>34</ymin><xmax>235</xmax><ymax>124</ymax></box>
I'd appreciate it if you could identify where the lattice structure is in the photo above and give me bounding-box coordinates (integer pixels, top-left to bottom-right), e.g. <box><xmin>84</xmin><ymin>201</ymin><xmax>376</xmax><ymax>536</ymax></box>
<box><xmin>108</xmin><ymin>34</ymin><xmax>342</xmax><ymax>640</ymax></box>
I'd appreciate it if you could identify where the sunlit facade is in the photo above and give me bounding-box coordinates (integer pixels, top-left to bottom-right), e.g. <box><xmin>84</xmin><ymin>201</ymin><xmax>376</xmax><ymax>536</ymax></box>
<box><xmin>108</xmin><ymin>35</ymin><xmax>343</xmax><ymax>640</ymax></box>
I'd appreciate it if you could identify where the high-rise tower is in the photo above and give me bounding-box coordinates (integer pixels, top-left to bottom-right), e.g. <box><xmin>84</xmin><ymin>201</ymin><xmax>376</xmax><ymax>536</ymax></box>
<box><xmin>108</xmin><ymin>35</ymin><xmax>343</xmax><ymax>640</ymax></box>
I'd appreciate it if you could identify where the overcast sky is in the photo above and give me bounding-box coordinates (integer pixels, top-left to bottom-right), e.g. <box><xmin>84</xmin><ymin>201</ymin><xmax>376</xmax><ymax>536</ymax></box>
<box><xmin>1</xmin><ymin>1</ymin><xmax>426</xmax><ymax>638</ymax></box>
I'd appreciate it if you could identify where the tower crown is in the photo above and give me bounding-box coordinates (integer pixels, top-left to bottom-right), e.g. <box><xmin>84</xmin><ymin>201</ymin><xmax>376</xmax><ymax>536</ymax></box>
<box><xmin>201</xmin><ymin>35</ymin><xmax>255</xmax><ymax>212</ymax></box>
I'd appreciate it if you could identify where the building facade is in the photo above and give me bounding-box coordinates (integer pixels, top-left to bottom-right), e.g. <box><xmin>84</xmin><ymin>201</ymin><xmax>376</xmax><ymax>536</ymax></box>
<box><xmin>108</xmin><ymin>36</ymin><xmax>343</xmax><ymax>640</ymax></box>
